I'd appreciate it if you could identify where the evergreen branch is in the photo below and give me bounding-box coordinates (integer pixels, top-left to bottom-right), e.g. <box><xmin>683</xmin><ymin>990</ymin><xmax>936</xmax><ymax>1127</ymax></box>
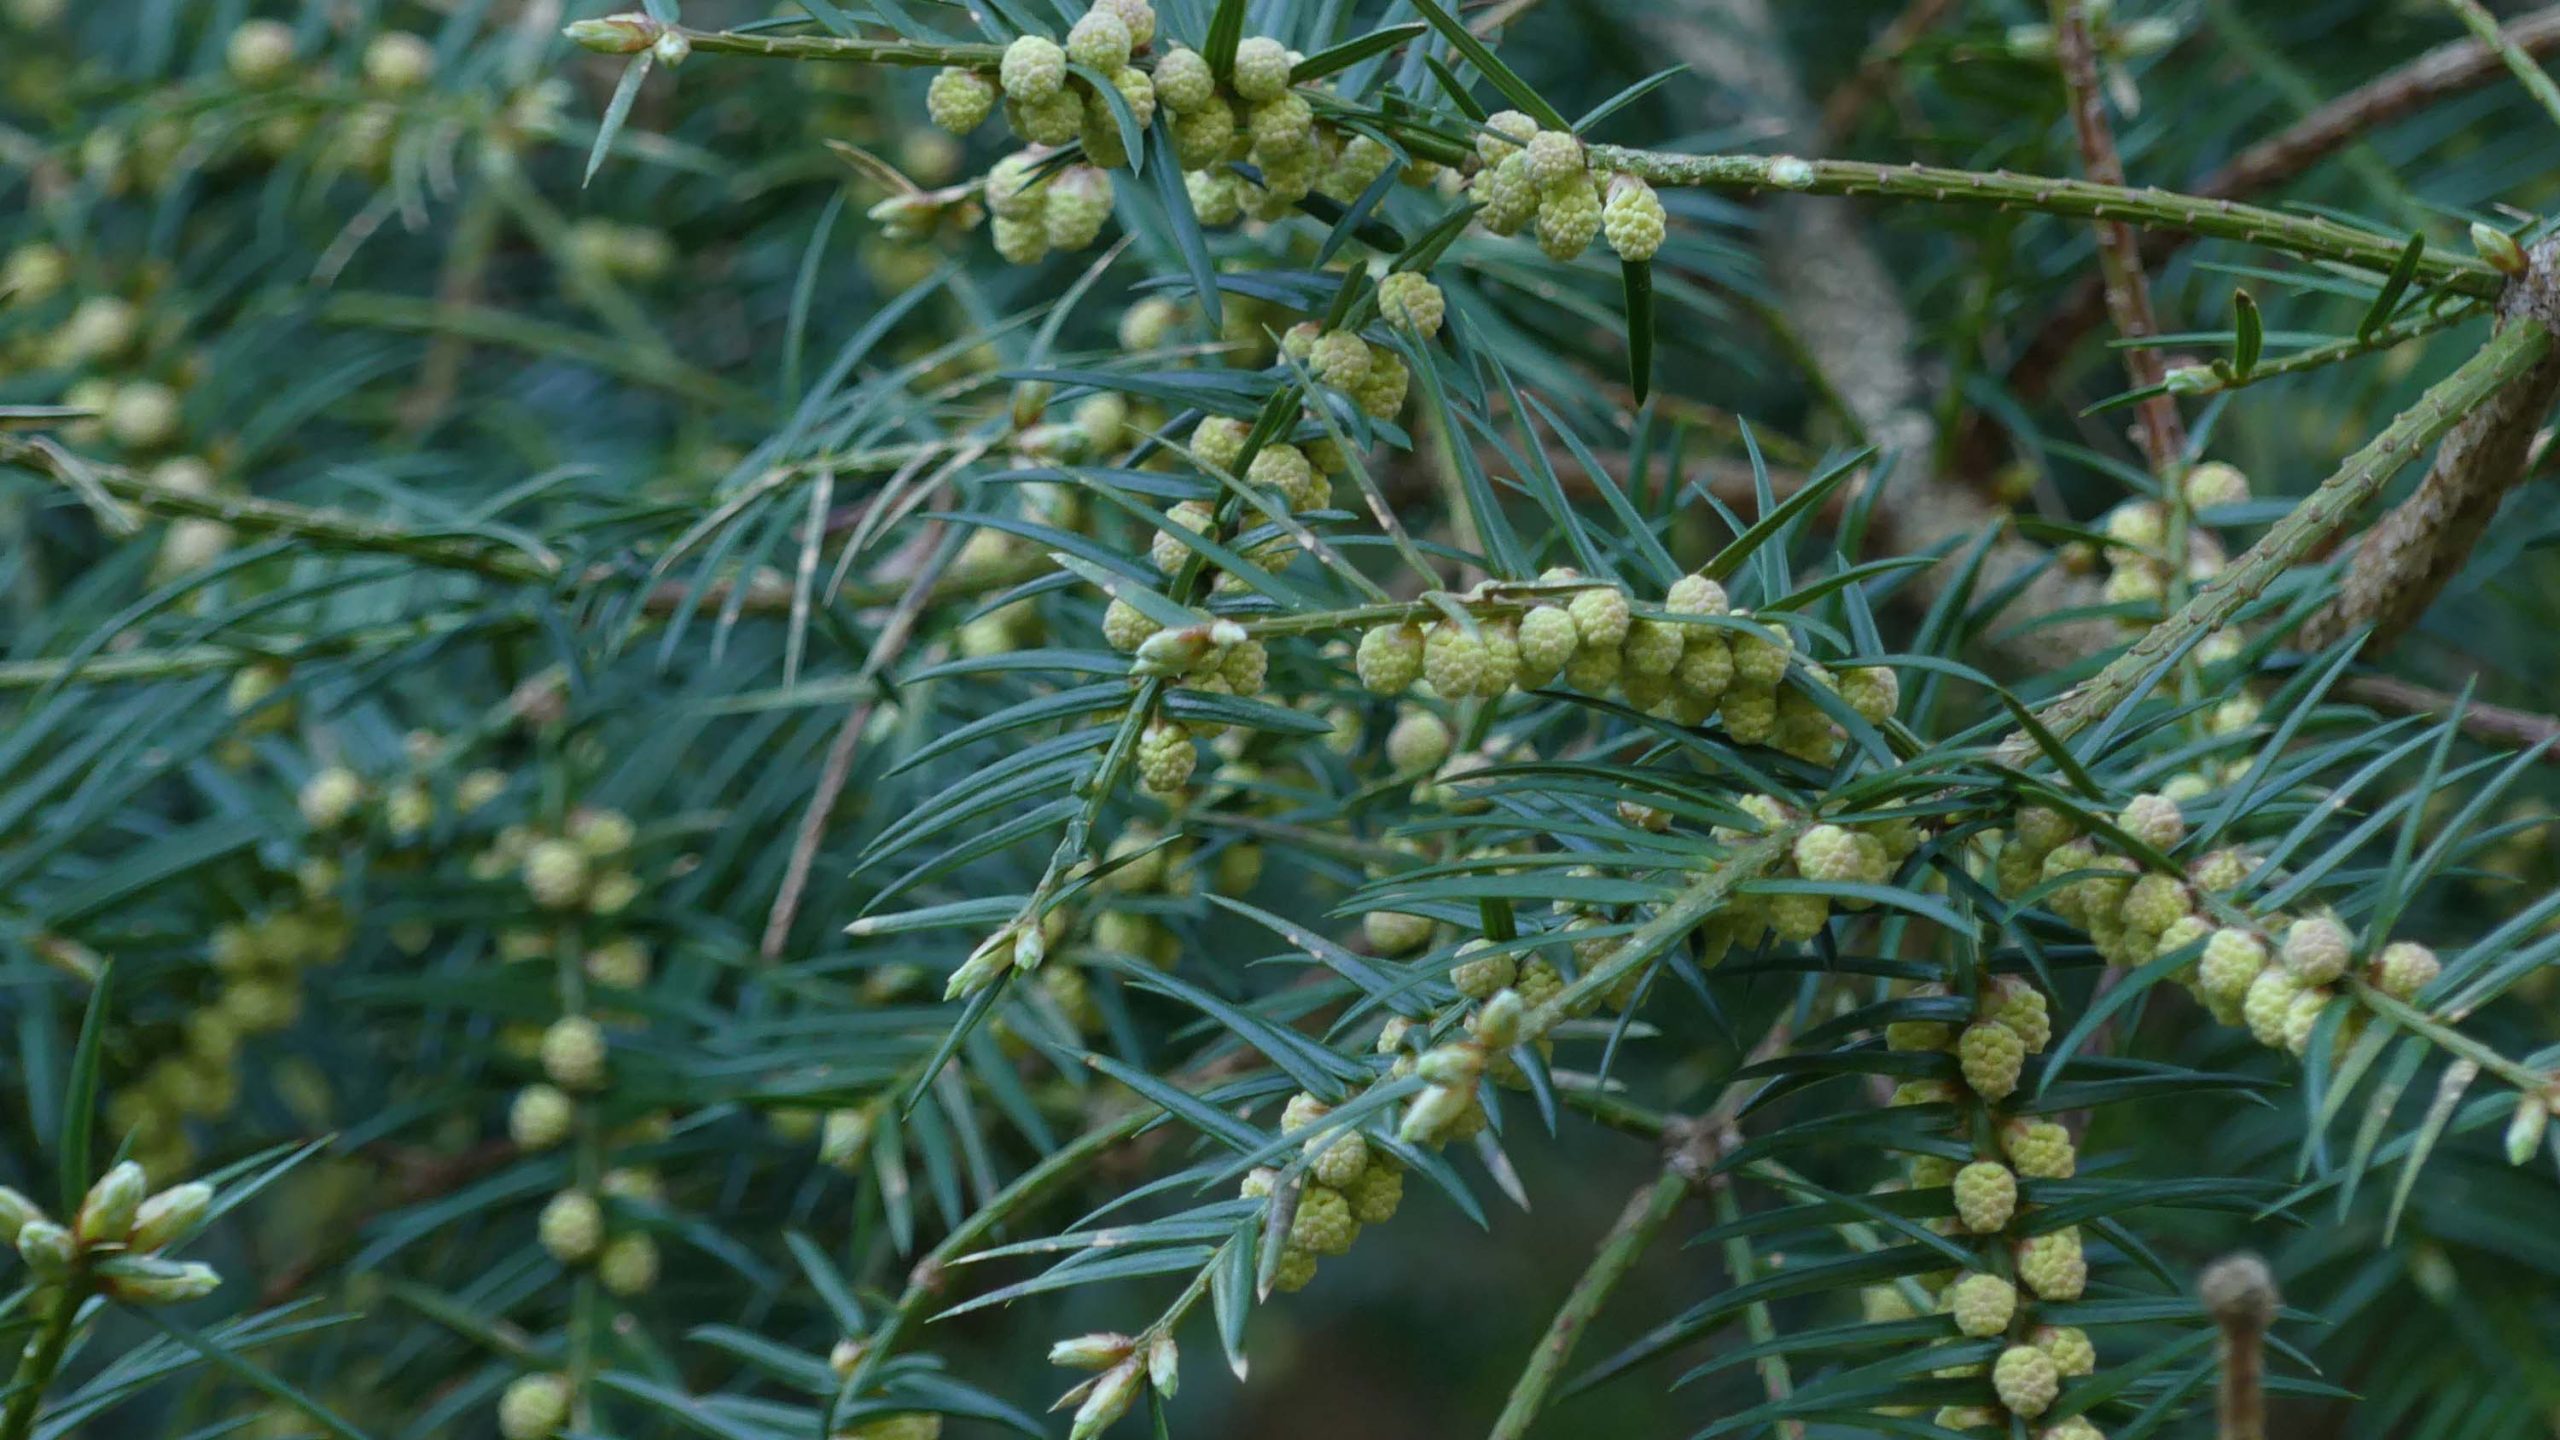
<box><xmin>2006</xmin><ymin>309</ymin><xmax>2556</xmax><ymax>761</ymax></box>
<box><xmin>610</xmin><ymin>21</ymin><xmax>1003</xmax><ymax>69</ymax></box>
<box><xmin>1706</xmin><ymin>1156</ymin><xmax>1799</xmax><ymax>1439</ymax></box>
<box><xmin>838</xmin><ymin>1101</ymin><xmax>1170</xmax><ymax>1397</ymax></box>
<box><xmin>1553</xmin><ymin>1083</ymin><xmax>1679</xmax><ymax>1140</ymax></box>
<box><xmin>1523</xmin><ymin>829</ymin><xmax>1801</xmax><ymax>1043</ymax></box>
<box><xmin>1234</xmin><ymin>581</ymin><xmax>1606</xmax><ymax>638</ymax></box>
<box><xmin>1</xmin><ymin>434</ymin><xmax>1032</xmax><ymax>618</ymax></box>
<box><xmin>630</xmin><ymin>22</ymin><xmax>2496</xmax><ymax>300</ymax></box>
<box><xmin>2350</xmin><ymin>981</ymin><xmax>2550</xmax><ymax>1091</ymax></box>
<box><xmin>2298</xmin><ymin>242</ymin><xmax>2560</xmax><ymax>654</ymax></box>
<box><xmin>2048</xmin><ymin>0</ymin><xmax>2187</xmax><ymax>475</ymax></box>
<box><xmin>2441</xmin><ymin>0</ymin><xmax>2560</xmax><ymax>134</ymax></box>
<box><xmin>553</xmin><ymin>928</ymin><xmax>606</xmax><ymax>1434</ymax></box>
<box><xmin>0</xmin><ymin>1275</ymin><xmax>87</xmax><ymax>1440</ymax></box>
<box><xmin>3</xmin><ymin>434</ymin><xmax>564</xmax><ymax>583</ymax></box>
<box><xmin>1487</xmin><ymin>1131</ymin><xmax>1713</xmax><ymax>1440</ymax></box>
<box><xmin>1493</xmin><ymin>1017</ymin><xmax>1793</xmax><ymax>1440</ymax></box>
<box><xmin>1585</xmin><ymin>148</ymin><xmax>2504</xmax><ymax>297</ymax></box>
<box><xmin>2112</xmin><ymin>301</ymin><xmax>2486</xmax><ymax>406</ymax></box>
<box><xmin>2001</xmin><ymin>5</ymin><xmax>2560</xmax><ymax>423</ymax></box>
<box><xmin>938</xmin><ymin>384</ymin><xmax>1330</xmax><ymax>1016</ymax></box>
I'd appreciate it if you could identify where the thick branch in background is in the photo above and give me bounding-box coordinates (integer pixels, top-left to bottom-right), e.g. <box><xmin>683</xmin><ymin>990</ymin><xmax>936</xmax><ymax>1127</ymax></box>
<box><xmin>1979</xmin><ymin>6</ymin><xmax>2560</xmax><ymax>467</ymax></box>
<box><xmin>2010</xmin><ymin>312</ymin><xmax>2556</xmax><ymax>761</ymax></box>
<box><xmin>2297</xmin><ymin>239</ymin><xmax>2560</xmax><ymax>653</ymax></box>
<box><xmin>2342</xmin><ymin>674</ymin><xmax>2560</xmax><ymax>759</ymax></box>
<box><xmin>2049</xmin><ymin>0</ymin><xmax>2187</xmax><ymax>474</ymax></box>
<box><xmin>1643</xmin><ymin>0</ymin><xmax>2110</xmax><ymax>668</ymax></box>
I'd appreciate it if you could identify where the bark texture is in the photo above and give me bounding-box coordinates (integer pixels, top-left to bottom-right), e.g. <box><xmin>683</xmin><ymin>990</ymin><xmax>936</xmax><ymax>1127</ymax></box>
<box><xmin>2297</xmin><ymin>238</ymin><xmax>2560</xmax><ymax>653</ymax></box>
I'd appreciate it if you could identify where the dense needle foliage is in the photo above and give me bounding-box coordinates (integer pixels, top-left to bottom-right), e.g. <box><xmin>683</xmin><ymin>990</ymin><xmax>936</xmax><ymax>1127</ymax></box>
<box><xmin>4</xmin><ymin>1</ymin><xmax>2560</xmax><ymax>1438</ymax></box>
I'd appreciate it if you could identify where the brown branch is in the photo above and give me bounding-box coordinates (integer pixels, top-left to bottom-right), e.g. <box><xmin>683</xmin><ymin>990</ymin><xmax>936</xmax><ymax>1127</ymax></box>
<box><xmin>762</xmin><ymin>702</ymin><xmax>882</xmax><ymax>962</ymax></box>
<box><xmin>395</xmin><ymin>194</ymin><xmax>501</xmax><ymax>437</ymax></box>
<box><xmin>2298</xmin><ymin>239</ymin><xmax>2560</xmax><ymax>653</ymax></box>
<box><xmin>2442</xmin><ymin>0</ymin><xmax>2560</xmax><ymax>134</ymax></box>
<box><xmin>2009</xmin><ymin>313</ymin><xmax>2555</xmax><ymax>760</ymax></box>
<box><xmin>1977</xmin><ymin>6</ymin><xmax>2560</xmax><ymax>466</ymax></box>
<box><xmin>2050</xmin><ymin>0</ymin><xmax>2187</xmax><ymax>474</ymax></box>
<box><xmin>759</xmin><ymin>493</ymin><xmax>971</xmax><ymax>962</ymax></box>
<box><xmin>2205</xmin><ymin>8</ymin><xmax>2560</xmax><ymax>201</ymax></box>
<box><xmin>2340</xmin><ymin>674</ymin><xmax>2560</xmax><ymax>757</ymax></box>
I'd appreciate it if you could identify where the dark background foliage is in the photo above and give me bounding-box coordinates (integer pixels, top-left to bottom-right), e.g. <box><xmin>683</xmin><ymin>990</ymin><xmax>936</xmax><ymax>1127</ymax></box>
<box><xmin>3</xmin><ymin>0</ymin><xmax>2558</xmax><ymax>1437</ymax></box>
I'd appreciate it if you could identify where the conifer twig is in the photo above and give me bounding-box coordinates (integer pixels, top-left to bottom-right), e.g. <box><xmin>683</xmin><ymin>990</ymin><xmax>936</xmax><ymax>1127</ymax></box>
<box><xmin>0</xmin><ymin>1279</ymin><xmax>87</xmax><ymax>1440</ymax></box>
<box><xmin>649</xmin><ymin>24</ymin><xmax>2505</xmax><ymax>298</ymax></box>
<box><xmin>1488</xmin><ymin>1021</ymin><xmax>1790</xmax><ymax>1440</ymax></box>
<box><xmin>0</xmin><ymin>615</ymin><xmax>499</xmax><ymax>691</ymax></box>
<box><xmin>4</xmin><ymin>433</ymin><xmax>566</xmax><ymax>579</ymax></box>
<box><xmin>2108</xmin><ymin>301</ymin><xmax>2486</xmax><ymax>407</ymax></box>
<box><xmin>1817</xmin><ymin>0</ymin><xmax>1962</xmax><ymax>140</ymax></box>
<box><xmin>631</xmin><ymin>24</ymin><xmax>1002</xmax><ymax>69</ymax></box>
<box><xmin>0</xmin><ymin>434</ymin><xmax>1038</xmax><ymax>618</ymax></box>
<box><xmin>2008</xmin><ymin>310</ymin><xmax>2556</xmax><ymax>761</ymax></box>
<box><xmin>2297</xmin><ymin>241</ymin><xmax>2560</xmax><ymax>654</ymax></box>
<box><xmin>1484</xmin><ymin>1124</ymin><xmax>1717</xmax><ymax>1440</ymax></box>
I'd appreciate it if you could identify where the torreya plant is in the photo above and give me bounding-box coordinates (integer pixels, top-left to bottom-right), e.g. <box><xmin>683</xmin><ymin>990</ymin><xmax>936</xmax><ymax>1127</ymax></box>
<box><xmin>6</xmin><ymin>0</ymin><xmax>2560</xmax><ymax>1437</ymax></box>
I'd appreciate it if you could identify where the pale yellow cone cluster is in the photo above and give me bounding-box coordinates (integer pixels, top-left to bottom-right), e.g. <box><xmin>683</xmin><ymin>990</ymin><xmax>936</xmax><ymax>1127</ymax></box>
<box><xmin>1464</xmin><ymin>112</ymin><xmax>1666</xmax><ymax>264</ymax></box>
<box><xmin>1862</xmin><ymin>958</ymin><xmax>2099</xmax><ymax>1433</ymax></box>
<box><xmin>1354</xmin><ymin>574</ymin><xmax>1902</xmax><ymax>765</ymax></box>
<box><xmin>932</xmin><ymin>4</ymin><xmax>1453</xmax><ymax>263</ymax></box>
<box><xmin>1992</xmin><ymin>790</ymin><xmax>2441</xmax><ymax>1058</ymax></box>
